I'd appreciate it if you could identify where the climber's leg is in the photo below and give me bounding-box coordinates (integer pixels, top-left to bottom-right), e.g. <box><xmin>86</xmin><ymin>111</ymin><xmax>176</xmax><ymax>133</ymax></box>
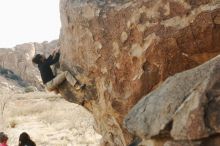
<box><xmin>64</xmin><ymin>71</ymin><xmax>86</xmax><ymax>90</ymax></box>
<box><xmin>64</xmin><ymin>71</ymin><xmax>77</xmax><ymax>86</ymax></box>
<box><xmin>46</xmin><ymin>72</ymin><xmax>66</xmax><ymax>91</ymax></box>
<box><xmin>46</xmin><ymin>71</ymin><xmax>85</xmax><ymax>91</ymax></box>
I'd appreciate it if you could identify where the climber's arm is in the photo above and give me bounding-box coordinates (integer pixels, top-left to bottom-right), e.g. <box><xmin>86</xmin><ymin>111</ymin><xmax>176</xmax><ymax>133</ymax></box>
<box><xmin>45</xmin><ymin>52</ymin><xmax>60</xmax><ymax>65</ymax></box>
<box><xmin>52</xmin><ymin>52</ymin><xmax>60</xmax><ymax>63</ymax></box>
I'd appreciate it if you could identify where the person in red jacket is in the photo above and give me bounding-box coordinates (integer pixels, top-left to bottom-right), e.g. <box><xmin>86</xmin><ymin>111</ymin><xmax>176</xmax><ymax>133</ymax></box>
<box><xmin>0</xmin><ymin>132</ymin><xmax>8</xmax><ymax>146</ymax></box>
<box><xmin>32</xmin><ymin>48</ymin><xmax>85</xmax><ymax>93</ymax></box>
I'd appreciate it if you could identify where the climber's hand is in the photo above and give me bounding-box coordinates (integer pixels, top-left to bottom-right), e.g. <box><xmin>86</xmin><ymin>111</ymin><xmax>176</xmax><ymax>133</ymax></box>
<box><xmin>56</xmin><ymin>46</ymin><xmax>60</xmax><ymax>53</ymax></box>
<box><xmin>51</xmin><ymin>48</ymin><xmax>58</xmax><ymax>56</ymax></box>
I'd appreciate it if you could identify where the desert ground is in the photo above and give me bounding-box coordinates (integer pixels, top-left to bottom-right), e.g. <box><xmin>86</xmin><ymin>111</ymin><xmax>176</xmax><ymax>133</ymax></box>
<box><xmin>0</xmin><ymin>91</ymin><xmax>101</xmax><ymax>146</ymax></box>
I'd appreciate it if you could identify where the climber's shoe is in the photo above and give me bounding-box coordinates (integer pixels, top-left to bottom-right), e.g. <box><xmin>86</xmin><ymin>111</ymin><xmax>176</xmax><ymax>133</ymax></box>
<box><xmin>53</xmin><ymin>88</ymin><xmax>60</xmax><ymax>94</ymax></box>
<box><xmin>80</xmin><ymin>84</ymin><xmax>86</xmax><ymax>90</ymax></box>
<box><xmin>74</xmin><ymin>82</ymin><xmax>86</xmax><ymax>91</ymax></box>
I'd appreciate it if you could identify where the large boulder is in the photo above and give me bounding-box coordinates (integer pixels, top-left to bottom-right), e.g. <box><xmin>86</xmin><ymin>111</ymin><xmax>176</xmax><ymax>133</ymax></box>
<box><xmin>59</xmin><ymin>0</ymin><xmax>220</xmax><ymax>145</ymax></box>
<box><xmin>124</xmin><ymin>55</ymin><xmax>220</xmax><ymax>144</ymax></box>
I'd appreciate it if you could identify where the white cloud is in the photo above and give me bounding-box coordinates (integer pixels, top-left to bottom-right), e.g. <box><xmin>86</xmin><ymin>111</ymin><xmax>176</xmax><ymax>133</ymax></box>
<box><xmin>0</xmin><ymin>0</ymin><xmax>60</xmax><ymax>48</ymax></box>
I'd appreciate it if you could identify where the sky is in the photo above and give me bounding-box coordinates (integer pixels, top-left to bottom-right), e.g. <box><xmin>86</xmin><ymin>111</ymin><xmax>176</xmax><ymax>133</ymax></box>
<box><xmin>0</xmin><ymin>0</ymin><xmax>61</xmax><ymax>48</ymax></box>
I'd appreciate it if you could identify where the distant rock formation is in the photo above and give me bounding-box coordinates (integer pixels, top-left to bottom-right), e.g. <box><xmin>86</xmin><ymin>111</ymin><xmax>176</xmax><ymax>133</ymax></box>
<box><xmin>0</xmin><ymin>40</ymin><xmax>58</xmax><ymax>89</ymax></box>
<box><xmin>59</xmin><ymin>0</ymin><xmax>220</xmax><ymax>145</ymax></box>
<box><xmin>0</xmin><ymin>68</ymin><xmax>26</xmax><ymax>92</ymax></box>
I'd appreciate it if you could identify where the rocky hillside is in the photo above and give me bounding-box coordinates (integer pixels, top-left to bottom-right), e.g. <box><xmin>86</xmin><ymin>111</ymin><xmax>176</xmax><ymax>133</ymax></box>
<box><xmin>0</xmin><ymin>67</ymin><xmax>28</xmax><ymax>92</ymax></box>
<box><xmin>0</xmin><ymin>40</ymin><xmax>58</xmax><ymax>89</ymax></box>
<box><xmin>58</xmin><ymin>0</ymin><xmax>220</xmax><ymax>145</ymax></box>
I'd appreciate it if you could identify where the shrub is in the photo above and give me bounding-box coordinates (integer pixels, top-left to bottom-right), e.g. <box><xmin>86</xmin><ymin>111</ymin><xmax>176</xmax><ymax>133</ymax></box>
<box><xmin>9</xmin><ymin>120</ymin><xmax>17</xmax><ymax>128</ymax></box>
<box><xmin>24</xmin><ymin>86</ymin><xmax>37</xmax><ymax>93</ymax></box>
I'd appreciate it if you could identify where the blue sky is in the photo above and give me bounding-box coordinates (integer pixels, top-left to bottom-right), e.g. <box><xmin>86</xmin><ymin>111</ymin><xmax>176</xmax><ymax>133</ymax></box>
<box><xmin>0</xmin><ymin>0</ymin><xmax>60</xmax><ymax>48</ymax></box>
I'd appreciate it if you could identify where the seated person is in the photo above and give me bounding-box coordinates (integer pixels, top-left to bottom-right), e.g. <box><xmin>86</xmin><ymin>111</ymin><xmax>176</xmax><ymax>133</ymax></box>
<box><xmin>18</xmin><ymin>132</ymin><xmax>36</xmax><ymax>146</ymax></box>
<box><xmin>0</xmin><ymin>132</ymin><xmax>8</xmax><ymax>146</ymax></box>
<box><xmin>32</xmin><ymin>48</ymin><xmax>85</xmax><ymax>93</ymax></box>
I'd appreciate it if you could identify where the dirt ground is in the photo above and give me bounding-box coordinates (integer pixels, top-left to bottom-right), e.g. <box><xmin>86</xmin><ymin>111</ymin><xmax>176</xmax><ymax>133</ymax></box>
<box><xmin>1</xmin><ymin>92</ymin><xmax>101</xmax><ymax>146</ymax></box>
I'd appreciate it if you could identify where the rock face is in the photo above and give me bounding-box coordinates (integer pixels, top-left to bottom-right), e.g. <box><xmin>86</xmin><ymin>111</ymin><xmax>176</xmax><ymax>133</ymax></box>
<box><xmin>59</xmin><ymin>0</ymin><xmax>220</xmax><ymax>145</ymax></box>
<box><xmin>125</xmin><ymin>55</ymin><xmax>220</xmax><ymax>145</ymax></box>
<box><xmin>0</xmin><ymin>40</ymin><xmax>58</xmax><ymax>89</ymax></box>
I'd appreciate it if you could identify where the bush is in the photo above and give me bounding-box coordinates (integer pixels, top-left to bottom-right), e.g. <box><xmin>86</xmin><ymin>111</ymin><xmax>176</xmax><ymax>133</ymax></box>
<box><xmin>24</xmin><ymin>86</ymin><xmax>37</xmax><ymax>93</ymax></box>
<box><xmin>9</xmin><ymin>120</ymin><xmax>17</xmax><ymax>128</ymax></box>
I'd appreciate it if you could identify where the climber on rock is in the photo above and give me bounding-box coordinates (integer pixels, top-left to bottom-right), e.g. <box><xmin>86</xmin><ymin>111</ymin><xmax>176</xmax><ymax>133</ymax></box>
<box><xmin>32</xmin><ymin>47</ymin><xmax>85</xmax><ymax>94</ymax></box>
